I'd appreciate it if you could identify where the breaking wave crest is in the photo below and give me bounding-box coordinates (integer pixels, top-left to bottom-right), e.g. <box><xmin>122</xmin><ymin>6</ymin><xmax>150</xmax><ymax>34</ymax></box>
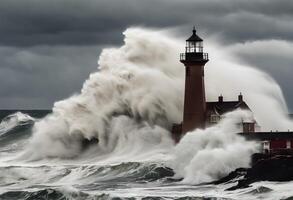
<box><xmin>0</xmin><ymin>112</ymin><xmax>34</xmax><ymax>138</ymax></box>
<box><xmin>0</xmin><ymin>112</ymin><xmax>35</xmax><ymax>156</ymax></box>
<box><xmin>21</xmin><ymin>28</ymin><xmax>184</xmax><ymax>161</ymax></box>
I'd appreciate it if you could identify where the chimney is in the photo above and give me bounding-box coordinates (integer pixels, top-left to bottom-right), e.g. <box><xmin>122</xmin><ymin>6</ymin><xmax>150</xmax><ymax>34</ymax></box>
<box><xmin>218</xmin><ymin>95</ymin><xmax>223</xmax><ymax>102</ymax></box>
<box><xmin>238</xmin><ymin>93</ymin><xmax>243</xmax><ymax>102</ymax></box>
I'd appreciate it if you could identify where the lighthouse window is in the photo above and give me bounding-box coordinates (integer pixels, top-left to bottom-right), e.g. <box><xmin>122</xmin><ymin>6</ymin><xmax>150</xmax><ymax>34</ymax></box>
<box><xmin>186</xmin><ymin>41</ymin><xmax>203</xmax><ymax>53</ymax></box>
<box><xmin>196</xmin><ymin>42</ymin><xmax>203</xmax><ymax>52</ymax></box>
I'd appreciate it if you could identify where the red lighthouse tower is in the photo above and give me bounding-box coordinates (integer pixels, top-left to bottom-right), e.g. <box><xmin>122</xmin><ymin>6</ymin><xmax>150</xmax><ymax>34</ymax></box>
<box><xmin>180</xmin><ymin>28</ymin><xmax>209</xmax><ymax>134</ymax></box>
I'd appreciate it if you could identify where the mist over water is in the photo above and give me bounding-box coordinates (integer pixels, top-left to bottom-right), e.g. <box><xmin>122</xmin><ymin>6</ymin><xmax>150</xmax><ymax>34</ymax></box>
<box><xmin>1</xmin><ymin>27</ymin><xmax>293</xmax><ymax>199</ymax></box>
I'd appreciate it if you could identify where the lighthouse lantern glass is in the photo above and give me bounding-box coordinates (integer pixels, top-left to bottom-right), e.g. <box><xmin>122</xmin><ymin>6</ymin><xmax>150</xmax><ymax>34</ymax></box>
<box><xmin>186</xmin><ymin>41</ymin><xmax>203</xmax><ymax>53</ymax></box>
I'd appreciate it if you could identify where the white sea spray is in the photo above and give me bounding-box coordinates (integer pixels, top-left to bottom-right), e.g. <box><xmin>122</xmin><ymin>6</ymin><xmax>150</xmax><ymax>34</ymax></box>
<box><xmin>17</xmin><ymin>27</ymin><xmax>293</xmax><ymax>184</ymax></box>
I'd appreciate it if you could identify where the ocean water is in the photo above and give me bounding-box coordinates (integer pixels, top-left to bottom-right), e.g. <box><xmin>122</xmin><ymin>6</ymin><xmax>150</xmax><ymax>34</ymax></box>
<box><xmin>0</xmin><ymin>111</ymin><xmax>293</xmax><ymax>200</ymax></box>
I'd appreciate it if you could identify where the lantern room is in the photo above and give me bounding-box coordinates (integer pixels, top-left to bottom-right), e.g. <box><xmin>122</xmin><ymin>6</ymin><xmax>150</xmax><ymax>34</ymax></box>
<box><xmin>185</xmin><ymin>27</ymin><xmax>203</xmax><ymax>53</ymax></box>
<box><xmin>180</xmin><ymin>27</ymin><xmax>208</xmax><ymax>64</ymax></box>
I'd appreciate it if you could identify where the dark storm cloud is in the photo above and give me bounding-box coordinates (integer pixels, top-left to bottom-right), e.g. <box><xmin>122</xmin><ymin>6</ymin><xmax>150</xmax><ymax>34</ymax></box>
<box><xmin>0</xmin><ymin>0</ymin><xmax>292</xmax><ymax>112</ymax></box>
<box><xmin>0</xmin><ymin>0</ymin><xmax>183</xmax><ymax>46</ymax></box>
<box><xmin>0</xmin><ymin>0</ymin><xmax>293</xmax><ymax>46</ymax></box>
<box><xmin>0</xmin><ymin>45</ymin><xmax>101</xmax><ymax>109</ymax></box>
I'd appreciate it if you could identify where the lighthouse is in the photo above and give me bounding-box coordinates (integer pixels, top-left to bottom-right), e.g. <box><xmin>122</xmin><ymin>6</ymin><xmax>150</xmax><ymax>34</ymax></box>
<box><xmin>171</xmin><ymin>28</ymin><xmax>209</xmax><ymax>141</ymax></box>
<box><xmin>171</xmin><ymin>28</ymin><xmax>253</xmax><ymax>142</ymax></box>
<box><xmin>180</xmin><ymin>27</ymin><xmax>209</xmax><ymax>134</ymax></box>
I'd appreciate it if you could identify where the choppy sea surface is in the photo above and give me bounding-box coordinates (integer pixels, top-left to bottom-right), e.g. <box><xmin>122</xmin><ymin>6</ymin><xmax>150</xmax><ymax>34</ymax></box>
<box><xmin>0</xmin><ymin>111</ymin><xmax>293</xmax><ymax>200</ymax></box>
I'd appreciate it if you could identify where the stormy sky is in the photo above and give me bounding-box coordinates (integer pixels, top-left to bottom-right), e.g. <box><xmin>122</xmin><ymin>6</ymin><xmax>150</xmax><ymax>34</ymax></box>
<box><xmin>0</xmin><ymin>0</ymin><xmax>292</xmax><ymax>112</ymax></box>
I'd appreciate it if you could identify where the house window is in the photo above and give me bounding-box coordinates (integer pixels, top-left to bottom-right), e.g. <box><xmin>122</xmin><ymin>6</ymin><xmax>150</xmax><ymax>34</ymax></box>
<box><xmin>210</xmin><ymin>114</ymin><xmax>220</xmax><ymax>123</ymax></box>
<box><xmin>263</xmin><ymin>141</ymin><xmax>270</xmax><ymax>149</ymax></box>
<box><xmin>286</xmin><ymin>140</ymin><xmax>291</xmax><ymax>149</ymax></box>
<box><xmin>243</xmin><ymin>122</ymin><xmax>255</xmax><ymax>133</ymax></box>
<box><xmin>262</xmin><ymin>141</ymin><xmax>270</xmax><ymax>154</ymax></box>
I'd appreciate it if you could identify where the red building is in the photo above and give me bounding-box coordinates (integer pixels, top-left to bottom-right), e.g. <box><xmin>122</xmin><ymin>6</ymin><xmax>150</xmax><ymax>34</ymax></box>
<box><xmin>240</xmin><ymin>132</ymin><xmax>293</xmax><ymax>155</ymax></box>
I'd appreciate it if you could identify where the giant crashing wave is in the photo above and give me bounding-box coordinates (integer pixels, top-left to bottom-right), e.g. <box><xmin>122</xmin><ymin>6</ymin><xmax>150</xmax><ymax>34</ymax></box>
<box><xmin>1</xmin><ymin>27</ymin><xmax>293</xmax><ymax>190</ymax></box>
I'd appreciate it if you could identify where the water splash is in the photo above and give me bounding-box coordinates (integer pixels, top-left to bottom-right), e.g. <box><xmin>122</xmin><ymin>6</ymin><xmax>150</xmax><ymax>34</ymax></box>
<box><xmin>171</xmin><ymin>110</ymin><xmax>258</xmax><ymax>184</ymax></box>
<box><xmin>16</xmin><ymin>27</ymin><xmax>293</xmax><ymax>184</ymax></box>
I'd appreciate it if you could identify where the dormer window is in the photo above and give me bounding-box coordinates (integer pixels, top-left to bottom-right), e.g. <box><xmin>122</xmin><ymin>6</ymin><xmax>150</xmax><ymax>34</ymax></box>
<box><xmin>210</xmin><ymin>114</ymin><xmax>220</xmax><ymax>123</ymax></box>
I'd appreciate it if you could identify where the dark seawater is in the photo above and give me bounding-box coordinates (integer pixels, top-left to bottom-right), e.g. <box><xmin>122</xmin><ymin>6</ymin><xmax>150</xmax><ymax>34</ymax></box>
<box><xmin>0</xmin><ymin>111</ymin><xmax>293</xmax><ymax>200</ymax></box>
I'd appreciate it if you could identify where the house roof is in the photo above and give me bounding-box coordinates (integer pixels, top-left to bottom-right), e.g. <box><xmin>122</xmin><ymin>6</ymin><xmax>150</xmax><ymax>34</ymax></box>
<box><xmin>206</xmin><ymin>101</ymin><xmax>250</xmax><ymax>115</ymax></box>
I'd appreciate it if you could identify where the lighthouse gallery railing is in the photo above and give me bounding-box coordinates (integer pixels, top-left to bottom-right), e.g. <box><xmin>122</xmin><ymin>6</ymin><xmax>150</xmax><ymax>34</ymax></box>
<box><xmin>180</xmin><ymin>53</ymin><xmax>209</xmax><ymax>62</ymax></box>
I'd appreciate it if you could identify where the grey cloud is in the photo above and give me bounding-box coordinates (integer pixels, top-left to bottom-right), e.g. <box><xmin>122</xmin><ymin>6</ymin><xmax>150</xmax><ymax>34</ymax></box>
<box><xmin>0</xmin><ymin>0</ymin><xmax>292</xmax><ymax>111</ymax></box>
<box><xmin>0</xmin><ymin>0</ymin><xmax>184</xmax><ymax>46</ymax></box>
<box><xmin>1</xmin><ymin>0</ymin><xmax>293</xmax><ymax>46</ymax></box>
<box><xmin>0</xmin><ymin>45</ymin><xmax>101</xmax><ymax>109</ymax></box>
